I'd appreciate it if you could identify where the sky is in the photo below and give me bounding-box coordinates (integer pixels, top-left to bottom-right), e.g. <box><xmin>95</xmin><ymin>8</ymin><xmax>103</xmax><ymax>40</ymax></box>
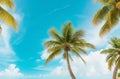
<box><xmin>0</xmin><ymin>0</ymin><xmax>120</xmax><ymax>79</ymax></box>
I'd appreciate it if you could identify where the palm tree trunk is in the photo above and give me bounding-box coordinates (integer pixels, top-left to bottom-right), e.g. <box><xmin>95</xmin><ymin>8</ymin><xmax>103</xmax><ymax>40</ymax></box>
<box><xmin>65</xmin><ymin>50</ymin><xmax>76</xmax><ymax>79</ymax></box>
<box><xmin>113</xmin><ymin>64</ymin><xmax>118</xmax><ymax>79</ymax></box>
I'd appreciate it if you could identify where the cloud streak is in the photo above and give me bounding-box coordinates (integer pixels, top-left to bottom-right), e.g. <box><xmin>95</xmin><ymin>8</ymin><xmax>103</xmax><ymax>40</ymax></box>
<box><xmin>0</xmin><ymin>4</ymin><xmax>23</xmax><ymax>68</ymax></box>
<box><xmin>47</xmin><ymin>5</ymin><xmax>70</xmax><ymax>15</ymax></box>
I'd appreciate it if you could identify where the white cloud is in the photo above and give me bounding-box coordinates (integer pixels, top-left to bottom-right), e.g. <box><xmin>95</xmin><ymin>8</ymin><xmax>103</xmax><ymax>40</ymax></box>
<box><xmin>41</xmin><ymin>50</ymin><xmax>50</xmax><ymax>60</ymax></box>
<box><xmin>40</xmin><ymin>49</ymin><xmax>113</xmax><ymax>79</ymax></box>
<box><xmin>0</xmin><ymin>64</ymin><xmax>23</xmax><ymax>78</ymax></box>
<box><xmin>0</xmin><ymin>24</ymin><xmax>18</xmax><ymax>68</ymax></box>
<box><xmin>0</xmin><ymin>4</ymin><xmax>23</xmax><ymax>68</ymax></box>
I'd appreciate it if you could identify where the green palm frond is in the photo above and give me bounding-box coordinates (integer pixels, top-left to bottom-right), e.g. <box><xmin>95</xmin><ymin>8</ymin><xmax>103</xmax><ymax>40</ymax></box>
<box><xmin>107</xmin><ymin>54</ymin><xmax>117</xmax><ymax>70</ymax></box>
<box><xmin>70</xmin><ymin>39</ymin><xmax>86</xmax><ymax>47</ymax></box>
<box><xmin>100</xmin><ymin>0</ymin><xmax>109</xmax><ymax>3</ymax></box>
<box><xmin>0</xmin><ymin>6</ymin><xmax>18</xmax><ymax>31</ymax></box>
<box><xmin>106</xmin><ymin>53</ymin><xmax>117</xmax><ymax>61</ymax></box>
<box><xmin>44</xmin><ymin>40</ymin><xmax>61</xmax><ymax>48</ymax></box>
<box><xmin>109</xmin><ymin>37</ymin><xmax>120</xmax><ymax>48</ymax></box>
<box><xmin>108</xmin><ymin>58</ymin><xmax>115</xmax><ymax>70</ymax></box>
<box><xmin>99</xmin><ymin>21</ymin><xmax>110</xmax><ymax>37</ymax></box>
<box><xmin>101</xmin><ymin>48</ymin><xmax>119</xmax><ymax>54</ymax></box>
<box><xmin>0</xmin><ymin>0</ymin><xmax>14</xmax><ymax>10</ymax></box>
<box><xmin>117</xmin><ymin>58</ymin><xmax>120</xmax><ymax>69</ymax></box>
<box><xmin>45</xmin><ymin>47</ymin><xmax>62</xmax><ymax>64</ymax></box>
<box><xmin>70</xmin><ymin>48</ymin><xmax>86</xmax><ymax>64</ymax></box>
<box><xmin>47</xmin><ymin>45</ymin><xmax>62</xmax><ymax>53</ymax></box>
<box><xmin>62</xmin><ymin>22</ymin><xmax>73</xmax><ymax>42</ymax></box>
<box><xmin>82</xmin><ymin>43</ymin><xmax>96</xmax><ymax>49</ymax></box>
<box><xmin>108</xmin><ymin>54</ymin><xmax>116</xmax><ymax>67</ymax></box>
<box><xmin>99</xmin><ymin>7</ymin><xmax>119</xmax><ymax>37</ymax></box>
<box><xmin>49</xmin><ymin>28</ymin><xmax>64</xmax><ymax>43</ymax></box>
<box><xmin>73</xmin><ymin>30</ymin><xmax>84</xmax><ymax>39</ymax></box>
<box><xmin>78</xmin><ymin>47</ymin><xmax>88</xmax><ymax>55</ymax></box>
<box><xmin>93</xmin><ymin>4</ymin><xmax>111</xmax><ymax>25</ymax></box>
<box><xmin>94</xmin><ymin>0</ymin><xmax>109</xmax><ymax>4</ymax></box>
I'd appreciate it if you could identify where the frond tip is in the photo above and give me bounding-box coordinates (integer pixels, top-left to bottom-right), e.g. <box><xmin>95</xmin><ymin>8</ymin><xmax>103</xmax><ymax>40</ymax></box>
<box><xmin>99</xmin><ymin>7</ymin><xmax>119</xmax><ymax>37</ymax></box>
<box><xmin>93</xmin><ymin>4</ymin><xmax>110</xmax><ymax>25</ymax></box>
<box><xmin>0</xmin><ymin>0</ymin><xmax>14</xmax><ymax>10</ymax></box>
<box><xmin>0</xmin><ymin>6</ymin><xmax>18</xmax><ymax>31</ymax></box>
<box><xmin>45</xmin><ymin>48</ymin><xmax>62</xmax><ymax>64</ymax></box>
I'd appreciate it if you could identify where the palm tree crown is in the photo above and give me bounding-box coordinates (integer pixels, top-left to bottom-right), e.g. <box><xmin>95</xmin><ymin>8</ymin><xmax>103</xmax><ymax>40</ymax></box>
<box><xmin>93</xmin><ymin>0</ymin><xmax>120</xmax><ymax>37</ymax></box>
<box><xmin>0</xmin><ymin>0</ymin><xmax>18</xmax><ymax>32</ymax></box>
<box><xmin>101</xmin><ymin>37</ymin><xmax>120</xmax><ymax>79</ymax></box>
<box><xmin>44</xmin><ymin>22</ymin><xmax>95</xmax><ymax>79</ymax></box>
<box><xmin>44</xmin><ymin>22</ymin><xmax>95</xmax><ymax>64</ymax></box>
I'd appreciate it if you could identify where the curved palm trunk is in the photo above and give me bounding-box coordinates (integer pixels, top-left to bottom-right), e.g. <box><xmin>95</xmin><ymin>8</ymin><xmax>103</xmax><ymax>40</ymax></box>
<box><xmin>113</xmin><ymin>64</ymin><xmax>118</xmax><ymax>79</ymax></box>
<box><xmin>65</xmin><ymin>50</ymin><xmax>76</xmax><ymax>79</ymax></box>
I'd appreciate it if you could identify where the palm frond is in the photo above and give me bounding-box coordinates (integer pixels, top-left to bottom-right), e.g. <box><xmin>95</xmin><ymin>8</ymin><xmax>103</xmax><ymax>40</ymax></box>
<box><xmin>100</xmin><ymin>48</ymin><xmax>119</xmax><ymax>54</ymax></box>
<box><xmin>70</xmin><ymin>39</ymin><xmax>86</xmax><ymax>46</ymax></box>
<box><xmin>107</xmin><ymin>54</ymin><xmax>117</xmax><ymax>70</ymax></box>
<box><xmin>78</xmin><ymin>47</ymin><xmax>88</xmax><ymax>55</ymax></box>
<box><xmin>106</xmin><ymin>53</ymin><xmax>117</xmax><ymax>61</ymax></box>
<box><xmin>94</xmin><ymin>0</ymin><xmax>109</xmax><ymax>4</ymax></box>
<box><xmin>108</xmin><ymin>58</ymin><xmax>115</xmax><ymax>70</ymax></box>
<box><xmin>0</xmin><ymin>0</ymin><xmax>14</xmax><ymax>10</ymax></box>
<box><xmin>45</xmin><ymin>47</ymin><xmax>62</xmax><ymax>64</ymax></box>
<box><xmin>73</xmin><ymin>30</ymin><xmax>85</xmax><ymax>38</ymax></box>
<box><xmin>99</xmin><ymin>7</ymin><xmax>119</xmax><ymax>37</ymax></box>
<box><xmin>109</xmin><ymin>37</ymin><xmax>120</xmax><ymax>48</ymax></box>
<box><xmin>70</xmin><ymin>48</ymin><xmax>86</xmax><ymax>64</ymax></box>
<box><xmin>63</xmin><ymin>53</ymin><xmax>73</xmax><ymax>61</ymax></box>
<box><xmin>117</xmin><ymin>57</ymin><xmax>120</xmax><ymax>69</ymax></box>
<box><xmin>44</xmin><ymin>40</ymin><xmax>61</xmax><ymax>48</ymax></box>
<box><xmin>100</xmin><ymin>0</ymin><xmax>109</xmax><ymax>3</ymax></box>
<box><xmin>93</xmin><ymin>4</ymin><xmax>111</xmax><ymax>25</ymax></box>
<box><xmin>49</xmin><ymin>28</ymin><xmax>64</xmax><ymax>43</ymax></box>
<box><xmin>0</xmin><ymin>6</ymin><xmax>18</xmax><ymax>31</ymax></box>
<box><xmin>70</xmin><ymin>30</ymin><xmax>84</xmax><ymax>43</ymax></box>
<box><xmin>47</xmin><ymin>45</ymin><xmax>62</xmax><ymax>53</ymax></box>
<box><xmin>62</xmin><ymin>22</ymin><xmax>73</xmax><ymax>42</ymax></box>
<box><xmin>82</xmin><ymin>43</ymin><xmax>96</xmax><ymax>49</ymax></box>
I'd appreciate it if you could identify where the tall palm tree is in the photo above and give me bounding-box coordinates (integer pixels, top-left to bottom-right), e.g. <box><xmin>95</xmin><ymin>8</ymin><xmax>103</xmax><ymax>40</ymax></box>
<box><xmin>0</xmin><ymin>0</ymin><xmax>18</xmax><ymax>33</ymax></box>
<box><xmin>93</xmin><ymin>0</ymin><xmax>120</xmax><ymax>37</ymax></box>
<box><xmin>44</xmin><ymin>22</ymin><xmax>95</xmax><ymax>79</ymax></box>
<box><xmin>101</xmin><ymin>37</ymin><xmax>120</xmax><ymax>79</ymax></box>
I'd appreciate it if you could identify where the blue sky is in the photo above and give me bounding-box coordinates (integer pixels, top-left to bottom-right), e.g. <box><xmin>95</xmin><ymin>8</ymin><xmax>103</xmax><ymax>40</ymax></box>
<box><xmin>0</xmin><ymin>0</ymin><xmax>120</xmax><ymax>79</ymax></box>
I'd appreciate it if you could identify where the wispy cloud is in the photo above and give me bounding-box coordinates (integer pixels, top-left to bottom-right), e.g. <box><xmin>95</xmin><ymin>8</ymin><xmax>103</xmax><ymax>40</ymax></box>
<box><xmin>0</xmin><ymin>5</ymin><xmax>23</xmax><ymax>68</ymax></box>
<box><xmin>47</xmin><ymin>5</ymin><xmax>70</xmax><ymax>16</ymax></box>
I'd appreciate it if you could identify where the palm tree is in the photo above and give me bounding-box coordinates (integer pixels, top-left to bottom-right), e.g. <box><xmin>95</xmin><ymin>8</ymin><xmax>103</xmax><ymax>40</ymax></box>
<box><xmin>44</xmin><ymin>22</ymin><xmax>95</xmax><ymax>79</ymax></box>
<box><xmin>101</xmin><ymin>37</ymin><xmax>120</xmax><ymax>79</ymax></box>
<box><xmin>93</xmin><ymin>0</ymin><xmax>120</xmax><ymax>37</ymax></box>
<box><xmin>0</xmin><ymin>0</ymin><xmax>18</xmax><ymax>33</ymax></box>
